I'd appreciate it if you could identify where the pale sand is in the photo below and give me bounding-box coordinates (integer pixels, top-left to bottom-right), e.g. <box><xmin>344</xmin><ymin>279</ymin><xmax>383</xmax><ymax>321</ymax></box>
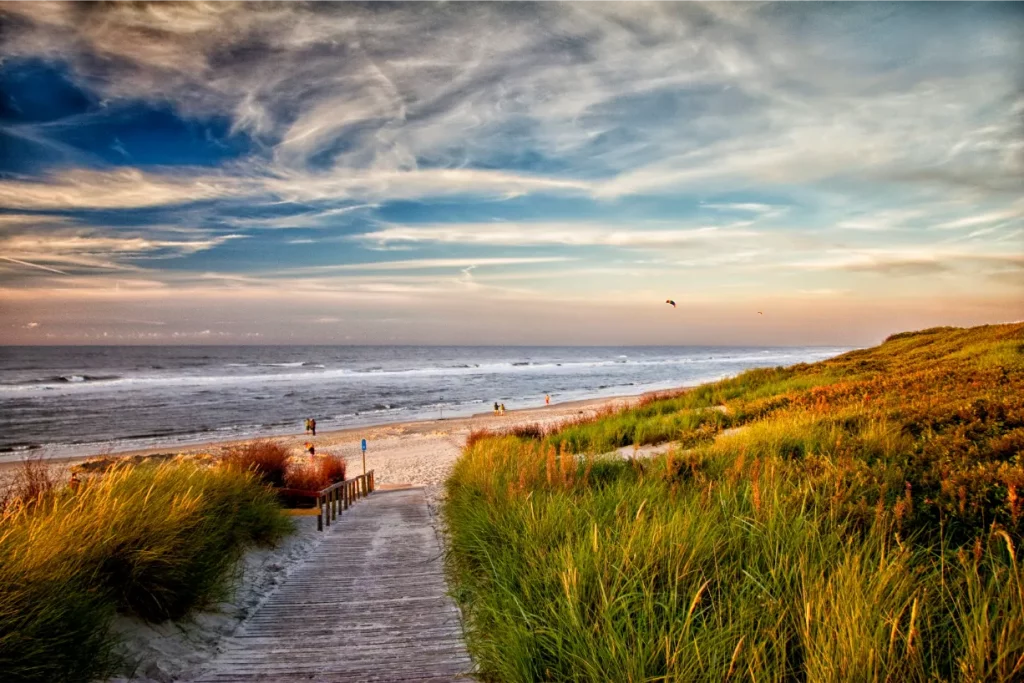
<box><xmin>41</xmin><ymin>391</ymin><xmax>663</xmax><ymax>682</ymax></box>
<box><xmin>0</xmin><ymin>393</ymin><xmax>647</xmax><ymax>492</ymax></box>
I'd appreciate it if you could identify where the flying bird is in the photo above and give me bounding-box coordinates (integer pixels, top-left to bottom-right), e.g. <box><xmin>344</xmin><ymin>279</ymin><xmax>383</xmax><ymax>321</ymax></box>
<box><xmin>758</xmin><ymin>311</ymin><xmax>763</xmax><ymax>315</ymax></box>
<box><xmin>666</xmin><ymin>299</ymin><xmax>677</xmax><ymax>308</ymax></box>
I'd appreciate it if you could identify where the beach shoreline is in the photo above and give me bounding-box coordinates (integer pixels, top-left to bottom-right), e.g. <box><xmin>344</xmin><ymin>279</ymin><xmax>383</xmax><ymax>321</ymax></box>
<box><xmin>0</xmin><ymin>388</ymin><xmax>674</xmax><ymax>475</ymax></box>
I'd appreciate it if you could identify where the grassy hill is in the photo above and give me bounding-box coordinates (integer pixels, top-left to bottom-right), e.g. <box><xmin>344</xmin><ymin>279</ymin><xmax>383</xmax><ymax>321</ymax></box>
<box><xmin>0</xmin><ymin>461</ymin><xmax>291</xmax><ymax>682</ymax></box>
<box><xmin>444</xmin><ymin>323</ymin><xmax>1024</xmax><ymax>682</ymax></box>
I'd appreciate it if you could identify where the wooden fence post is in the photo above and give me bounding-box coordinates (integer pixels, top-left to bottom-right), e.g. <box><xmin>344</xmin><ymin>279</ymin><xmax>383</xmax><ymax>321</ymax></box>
<box><xmin>316</xmin><ymin>494</ymin><xmax>323</xmax><ymax>532</ymax></box>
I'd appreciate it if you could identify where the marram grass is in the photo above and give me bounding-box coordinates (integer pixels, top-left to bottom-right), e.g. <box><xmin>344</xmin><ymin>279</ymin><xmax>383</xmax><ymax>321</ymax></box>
<box><xmin>0</xmin><ymin>461</ymin><xmax>291</xmax><ymax>682</ymax></box>
<box><xmin>444</xmin><ymin>323</ymin><xmax>1024</xmax><ymax>682</ymax></box>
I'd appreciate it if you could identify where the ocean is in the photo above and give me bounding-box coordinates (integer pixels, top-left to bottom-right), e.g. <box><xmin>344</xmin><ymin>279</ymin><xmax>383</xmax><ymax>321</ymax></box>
<box><xmin>0</xmin><ymin>345</ymin><xmax>849</xmax><ymax>461</ymax></box>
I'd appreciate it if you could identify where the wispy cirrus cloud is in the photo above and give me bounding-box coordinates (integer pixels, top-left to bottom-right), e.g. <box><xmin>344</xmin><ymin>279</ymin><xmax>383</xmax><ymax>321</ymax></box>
<box><xmin>355</xmin><ymin>222</ymin><xmax>758</xmax><ymax>248</ymax></box>
<box><xmin>785</xmin><ymin>247</ymin><xmax>1024</xmax><ymax>279</ymax></box>
<box><xmin>0</xmin><ymin>224</ymin><xmax>245</xmax><ymax>275</ymax></box>
<box><xmin>270</xmin><ymin>257</ymin><xmax>573</xmax><ymax>274</ymax></box>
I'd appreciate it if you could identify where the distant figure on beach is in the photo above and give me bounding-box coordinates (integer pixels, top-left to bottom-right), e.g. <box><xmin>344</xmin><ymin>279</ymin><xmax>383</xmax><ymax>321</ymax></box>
<box><xmin>500</xmin><ymin>403</ymin><xmax>506</xmax><ymax>416</ymax></box>
<box><xmin>68</xmin><ymin>472</ymin><xmax>81</xmax><ymax>491</ymax></box>
<box><xmin>545</xmin><ymin>394</ymin><xmax>551</xmax><ymax>406</ymax></box>
<box><xmin>310</xmin><ymin>418</ymin><xmax>316</xmax><ymax>436</ymax></box>
<box><xmin>494</xmin><ymin>401</ymin><xmax>499</xmax><ymax>415</ymax></box>
<box><xmin>305</xmin><ymin>442</ymin><xmax>315</xmax><ymax>457</ymax></box>
<box><xmin>304</xmin><ymin>418</ymin><xmax>311</xmax><ymax>434</ymax></box>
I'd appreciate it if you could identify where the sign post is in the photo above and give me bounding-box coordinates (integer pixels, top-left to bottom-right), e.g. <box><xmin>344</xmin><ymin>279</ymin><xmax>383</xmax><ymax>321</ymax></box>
<box><xmin>361</xmin><ymin>438</ymin><xmax>367</xmax><ymax>475</ymax></box>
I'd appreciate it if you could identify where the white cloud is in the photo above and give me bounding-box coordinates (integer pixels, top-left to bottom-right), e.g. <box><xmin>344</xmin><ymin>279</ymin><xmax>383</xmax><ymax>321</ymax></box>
<box><xmin>0</xmin><ymin>168</ymin><xmax>240</xmax><ymax>210</ymax></box>
<box><xmin>702</xmin><ymin>203</ymin><xmax>780</xmax><ymax>214</ymax></box>
<box><xmin>0</xmin><ymin>231</ymin><xmax>244</xmax><ymax>272</ymax></box>
<box><xmin>0</xmin><ymin>256</ymin><xmax>70</xmax><ymax>275</ymax></box>
<box><xmin>356</xmin><ymin>222</ymin><xmax>757</xmax><ymax>247</ymax></box>
<box><xmin>276</xmin><ymin>257</ymin><xmax>573</xmax><ymax>274</ymax></box>
<box><xmin>784</xmin><ymin>247</ymin><xmax>1024</xmax><ymax>276</ymax></box>
<box><xmin>934</xmin><ymin>207</ymin><xmax>1024</xmax><ymax>230</ymax></box>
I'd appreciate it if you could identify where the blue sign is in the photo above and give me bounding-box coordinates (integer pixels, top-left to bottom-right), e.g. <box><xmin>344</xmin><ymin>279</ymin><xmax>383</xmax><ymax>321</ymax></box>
<box><xmin>361</xmin><ymin>439</ymin><xmax>367</xmax><ymax>452</ymax></box>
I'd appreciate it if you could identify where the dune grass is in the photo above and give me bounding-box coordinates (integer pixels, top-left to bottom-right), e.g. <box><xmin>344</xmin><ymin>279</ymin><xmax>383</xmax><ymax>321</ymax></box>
<box><xmin>0</xmin><ymin>461</ymin><xmax>291</xmax><ymax>682</ymax></box>
<box><xmin>444</xmin><ymin>323</ymin><xmax>1024</xmax><ymax>682</ymax></box>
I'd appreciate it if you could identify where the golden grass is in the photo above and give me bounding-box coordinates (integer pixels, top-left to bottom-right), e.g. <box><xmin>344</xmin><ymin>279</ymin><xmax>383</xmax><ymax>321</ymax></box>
<box><xmin>445</xmin><ymin>323</ymin><xmax>1024</xmax><ymax>682</ymax></box>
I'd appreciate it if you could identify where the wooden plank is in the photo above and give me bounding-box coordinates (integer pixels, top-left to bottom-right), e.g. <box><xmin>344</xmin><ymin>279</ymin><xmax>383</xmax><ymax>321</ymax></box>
<box><xmin>190</xmin><ymin>487</ymin><xmax>473</xmax><ymax>682</ymax></box>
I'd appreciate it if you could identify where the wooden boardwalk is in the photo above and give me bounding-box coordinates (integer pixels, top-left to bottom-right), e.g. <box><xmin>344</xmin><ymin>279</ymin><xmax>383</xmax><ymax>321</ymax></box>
<box><xmin>193</xmin><ymin>487</ymin><xmax>473</xmax><ymax>682</ymax></box>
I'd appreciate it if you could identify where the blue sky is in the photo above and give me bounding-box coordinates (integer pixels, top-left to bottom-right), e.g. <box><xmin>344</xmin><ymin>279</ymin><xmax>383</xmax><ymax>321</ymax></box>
<box><xmin>0</xmin><ymin>2</ymin><xmax>1021</xmax><ymax>345</ymax></box>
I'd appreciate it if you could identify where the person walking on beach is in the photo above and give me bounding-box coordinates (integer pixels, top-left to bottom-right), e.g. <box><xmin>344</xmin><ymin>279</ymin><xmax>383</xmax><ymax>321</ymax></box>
<box><xmin>545</xmin><ymin>394</ymin><xmax>551</xmax><ymax>406</ymax></box>
<box><xmin>304</xmin><ymin>418</ymin><xmax>311</xmax><ymax>434</ymax></box>
<box><xmin>310</xmin><ymin>418</ymin><xmax>316</xmax><ymax>436</ymax></box>
<box><xmin>500</xmin><ymin>402</ymin><xmax>506</xmax><ymax>416</ymax></box>
<box><xmin>494</xmin><ymin>401</ymin><xmax>500</xmax><ymax>415</ymax></box>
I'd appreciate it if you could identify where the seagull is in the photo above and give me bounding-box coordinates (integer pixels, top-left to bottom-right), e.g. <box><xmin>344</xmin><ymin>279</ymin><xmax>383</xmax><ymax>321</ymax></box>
<box><xmin>666</xmin><ymin>299</ymin><xmax>677</xmax><ymax>308</ymax></box>
<box><xmin>757</xmin><ymin>311</ymin><xmax>763</xmax><ymax>315</ymax></box>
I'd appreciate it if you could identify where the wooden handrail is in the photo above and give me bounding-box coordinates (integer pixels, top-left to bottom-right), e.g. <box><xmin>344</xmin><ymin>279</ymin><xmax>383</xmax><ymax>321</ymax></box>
<box><xmin>315</xmin><ymin>470</ymin><xmax>375</xmax><ymax>532</ymax></box>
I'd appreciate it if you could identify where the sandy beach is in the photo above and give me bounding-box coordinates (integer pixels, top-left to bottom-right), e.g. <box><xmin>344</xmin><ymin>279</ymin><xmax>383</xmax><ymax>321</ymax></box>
<box><xmin>0</xmin><ymin>392</ymin><xmax>649</xmax><ymax>490</ymax></box>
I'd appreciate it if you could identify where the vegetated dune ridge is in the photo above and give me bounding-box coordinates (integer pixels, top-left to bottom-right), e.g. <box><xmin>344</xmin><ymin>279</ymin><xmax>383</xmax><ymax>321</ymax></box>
<box><xmin>0</xmin><ymin>462</ymin><xmax>292</xmax><ymax>683</ymax></box>
<box><xmin>444</xmin><ymin>323</ymin><xmax>1024</xmax><ymax>683</ymax></box>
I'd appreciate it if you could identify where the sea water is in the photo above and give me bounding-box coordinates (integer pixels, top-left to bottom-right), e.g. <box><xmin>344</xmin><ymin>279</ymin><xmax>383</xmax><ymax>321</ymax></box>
<box><xmin>0</xmin><ymin>345</ymin><xmax>848</xmax><ymax>461</ymax></box>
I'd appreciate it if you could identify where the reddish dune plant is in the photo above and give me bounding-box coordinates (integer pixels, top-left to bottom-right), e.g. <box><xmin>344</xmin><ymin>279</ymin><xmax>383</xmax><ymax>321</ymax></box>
<box><xmin>466</xmin><ymin>428</ymin><xmax>494</xmax><ymax>449</ymax></box>
<box><xmin>637</xmin><ymin>388</ymin><xmax>688</xmax><ymax>409</ymax></box>
<box><xmin>1</xmin><ymin>457</ymin><xmax>58</xmax><ymax>511</ymax></box>
<box><xmin>510</xmin><ymin>423</ymin><xmax>546</xmax><ymax>440</ymax></box>
<box><xmin>222</xmin><ymin>440</ymin><xmax>290</xmax><ymax>488</ymax></box>
<box><xmin>283</xmin><ymin>462</ymin><xmax>326</xmax><ymax>492</ymax></box>
<box><xmin>317</xmin><ymin>453</ymin><xmax>347</xmax><ymax>484</ymax></box>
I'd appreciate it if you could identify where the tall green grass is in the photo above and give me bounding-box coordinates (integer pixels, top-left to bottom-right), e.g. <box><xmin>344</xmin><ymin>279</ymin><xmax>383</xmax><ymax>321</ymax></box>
<box><xmin>444</xmin><ymin>323</ymin><xmax>1024</xmax><ymax>682</ymax></box>
<box><xmin>0</xmin><ymin>461</ymin><xmax>291</xmax><ymax>682</ymax></box>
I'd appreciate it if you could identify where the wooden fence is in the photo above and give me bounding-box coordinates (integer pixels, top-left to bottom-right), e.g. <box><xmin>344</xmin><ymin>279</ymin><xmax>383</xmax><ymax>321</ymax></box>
<box><xmin>314</xmin><ymin>470</ymin><xmax>374</xmax><ymax>531</ymax></box>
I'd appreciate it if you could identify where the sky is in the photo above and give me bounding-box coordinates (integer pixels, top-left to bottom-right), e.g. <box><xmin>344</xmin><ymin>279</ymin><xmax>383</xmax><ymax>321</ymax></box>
<box><xmin>0</xmin><ymin>2</ymin><xmax>1021</xmax><ymax>346</ymax></box>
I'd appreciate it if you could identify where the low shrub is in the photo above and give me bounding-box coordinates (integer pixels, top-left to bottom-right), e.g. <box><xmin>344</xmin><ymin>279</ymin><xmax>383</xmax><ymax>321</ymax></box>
<box><xmin>283</xmin><ymin>460</ymin><xmax>325</xmax><ymax>491</ymax></box>
<box><xmin>466</xmin><ymin>428</ymin><xmax>495</xmax><ymax>449</ymax></box>
<box><xmin>509</xmin><ymin>423</ymin><xmax>545</xmax><ymax>440</ymax></box>
<box><xmin>222</xmin><ymin>440</ymin><xmax>290</xmax><ymax>487</ymax></box>
<box><xmin>283</xmin><ymin>454</ymin><xmax>348</xmax><ymax>491</ymax></box>
<box><xmin>0</xmin><ymin>457</ymin><xmax>58</xmax><ymax>512</ymax></box>
<box><xmin>317</xmin><ymin>453</ymin><xmax>347</xmax><ymax>484</ymax></box>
